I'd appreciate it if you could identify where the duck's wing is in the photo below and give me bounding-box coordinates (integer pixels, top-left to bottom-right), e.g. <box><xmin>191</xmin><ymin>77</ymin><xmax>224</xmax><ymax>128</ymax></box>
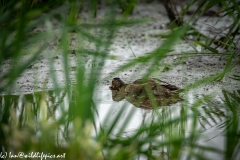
<box><xmin>132</xmin><ymin>79</ymin><xmax>146</xmax><ymax>84</ymax></box>
<box><xmin>125</xmin><ymin>84</ymin><xmax>145</xmax><ymax>97</ymax></box>
<box><xmin>150</xmin><ymin>78</ymin><xmax>179</xmax><ymax>91</ymax></box>
<box><xmin>133</xmin><ymin>78</ymin><xmax>179</xmax><ymax>90</ymax></box>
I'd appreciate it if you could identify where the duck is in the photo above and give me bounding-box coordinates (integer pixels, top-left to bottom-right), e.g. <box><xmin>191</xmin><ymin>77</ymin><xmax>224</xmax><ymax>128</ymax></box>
<box><xmin>109</xmin><ymin>77</ymin><xmax>182</xmax><ymax>109</ymax></box>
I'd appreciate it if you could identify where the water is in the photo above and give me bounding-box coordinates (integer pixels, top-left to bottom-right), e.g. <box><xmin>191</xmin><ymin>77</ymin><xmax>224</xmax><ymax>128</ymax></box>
<box><xmin>1</xmin><ymin>82</ymin><xmax>235</xmax><ymax>159</ymax></box>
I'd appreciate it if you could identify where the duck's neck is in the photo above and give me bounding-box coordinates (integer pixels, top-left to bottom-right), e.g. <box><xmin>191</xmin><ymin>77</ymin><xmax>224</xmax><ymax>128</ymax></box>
<box><xmin>118</xmin><ymin>83</ymin><xmax>128</xmax><ymax>91</ymax></box>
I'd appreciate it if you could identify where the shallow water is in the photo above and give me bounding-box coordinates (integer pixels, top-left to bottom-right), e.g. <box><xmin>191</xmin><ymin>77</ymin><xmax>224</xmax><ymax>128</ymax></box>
<box><xmin>1</xmin><ymin>82</ymin><xmax>233</xmax><ymax>159</ymax></box>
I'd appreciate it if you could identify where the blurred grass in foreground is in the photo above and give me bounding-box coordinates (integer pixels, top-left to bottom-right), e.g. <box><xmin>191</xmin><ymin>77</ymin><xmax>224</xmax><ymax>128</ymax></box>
<box><xmin>0</xmin><ymin>0</ymin><xmax>240</xmax><ymax>160</ymax></box>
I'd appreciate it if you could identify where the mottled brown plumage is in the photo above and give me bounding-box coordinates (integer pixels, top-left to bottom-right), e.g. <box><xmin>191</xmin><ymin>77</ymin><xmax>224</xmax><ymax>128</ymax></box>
<box><xmin>109</xmin><ymin>78</ymin><xmax>182</xmax><ymax>109</ymax></box>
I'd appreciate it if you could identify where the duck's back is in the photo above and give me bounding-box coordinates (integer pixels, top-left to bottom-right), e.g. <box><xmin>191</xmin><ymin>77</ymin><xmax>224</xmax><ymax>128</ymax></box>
<box><xmin>132</xmin><ymin>78</ymin><xmax>179</xmax><ymax>91</ymax></box>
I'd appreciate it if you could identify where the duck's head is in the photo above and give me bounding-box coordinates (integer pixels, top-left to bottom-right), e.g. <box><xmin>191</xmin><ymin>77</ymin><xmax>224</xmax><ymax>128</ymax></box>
<box><xmin>109</xmin><ymin>78</ymin><xmax>125</xmax><ymax>91</ymax></box>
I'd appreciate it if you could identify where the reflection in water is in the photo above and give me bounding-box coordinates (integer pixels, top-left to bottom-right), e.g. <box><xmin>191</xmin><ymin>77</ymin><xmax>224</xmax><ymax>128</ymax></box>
<box><xmin>0</xmin><ymin>88</ymin><xmax>238</xmax><ymax>160</ymax></box>
<box><xmin>0</xmin><ymin>90</ymin><xmax>78</xmax><ymax>155</ymax></box>
<box><xmin>109</xmin><ymin>77</ymin><xmax>182</xmax><ymax>109</ymax></box>
<box><xmin>0</xmin><ymin>90</ymin><xmax>67</xmax><ymax>125</ymax></box>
